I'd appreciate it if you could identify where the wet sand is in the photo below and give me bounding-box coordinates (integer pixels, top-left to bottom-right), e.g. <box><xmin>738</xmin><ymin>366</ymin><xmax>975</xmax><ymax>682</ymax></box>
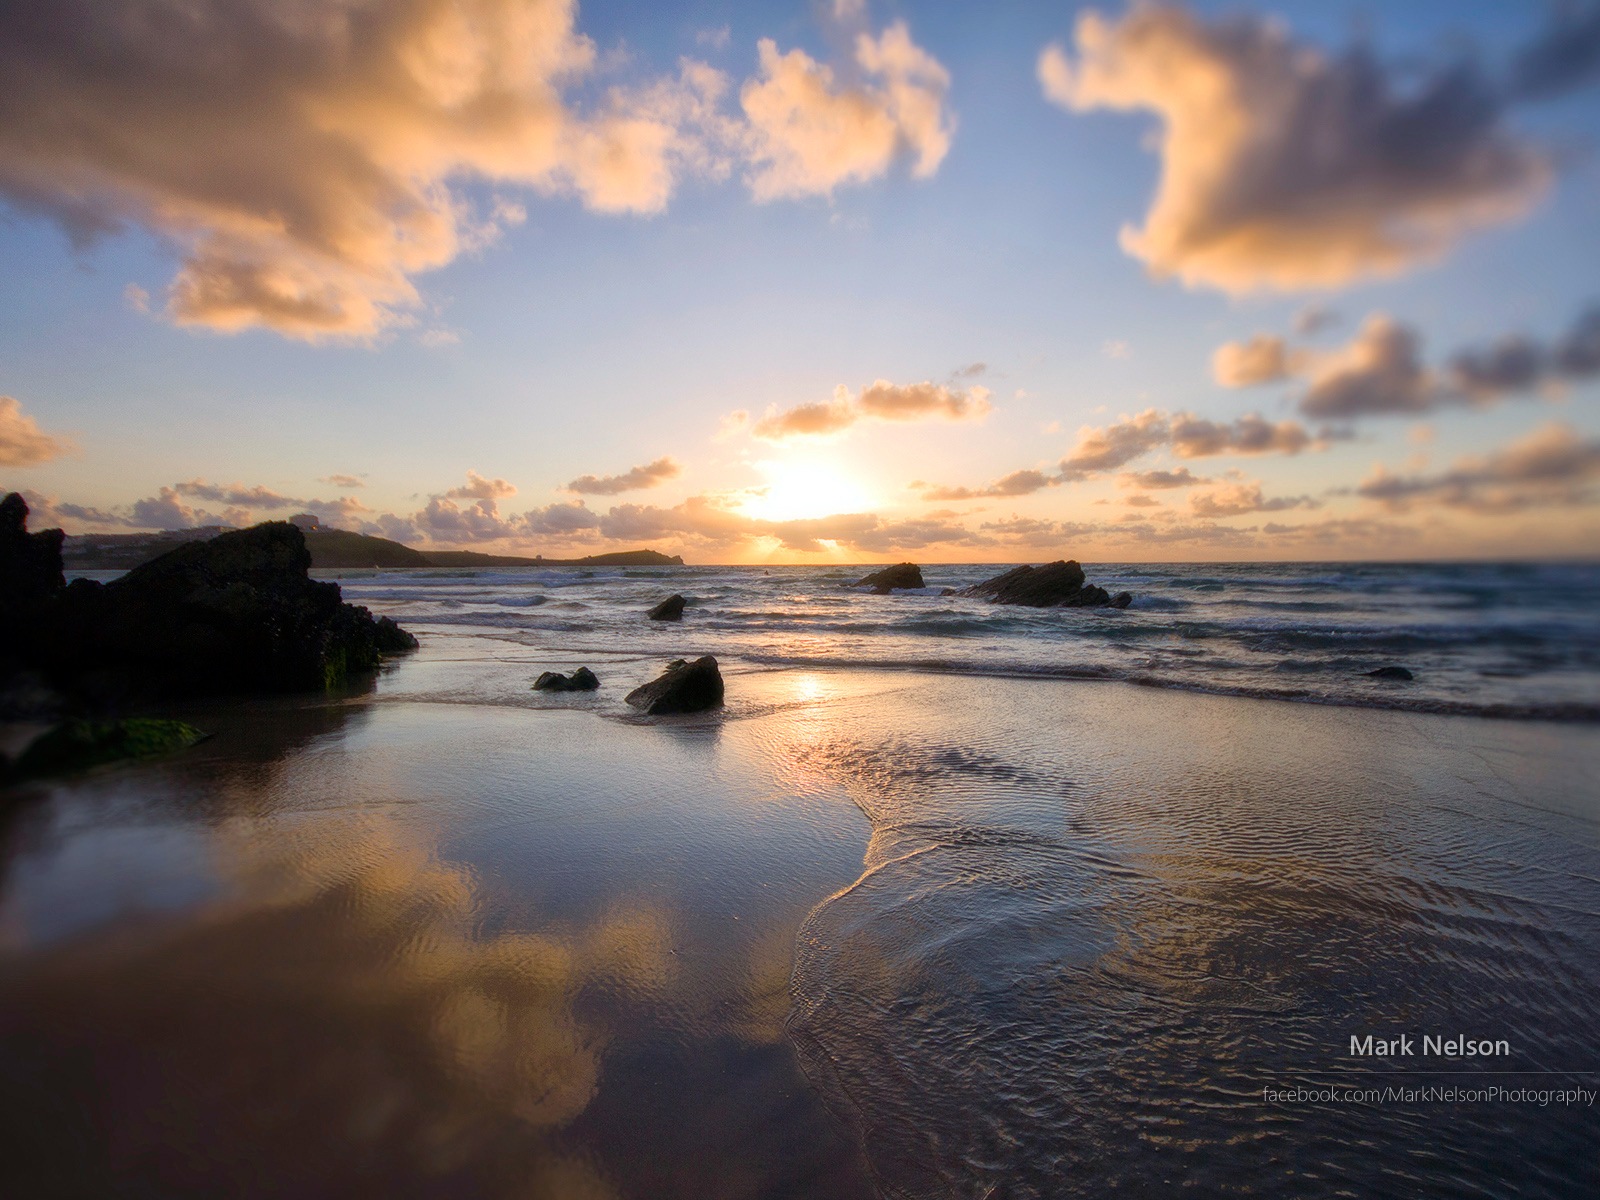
<box><xmin>0</xmin><ymin>647</ymin><xmax>1597</xmax><ymax>1198</ymax></box>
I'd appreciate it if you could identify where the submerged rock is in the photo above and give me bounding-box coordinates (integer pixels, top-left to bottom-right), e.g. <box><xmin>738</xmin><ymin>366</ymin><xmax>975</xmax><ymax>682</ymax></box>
<box><xmin>1365</xmin><ymin>666</ymin><xmax>1415</xmax><ymax>681</ymax></box>
<box><xmin>534</xmin><ymin>667</ymin><xmax>600</xmax><ymax>692</ymax></box>
<box><xmin>962</xmin><ymin>561</ymin><xmax>1126</xmax><ymax>608</ymax></box>
<box><xmin>648</xmin><ymin>594</ymin><xmax>686</xmax><ymax>621</ymax></box>
<box><xmin>625</xmin><ymin>656</ymin><xmax>724</xmax><ymax>715</ymax></box>
<box><xmin>854</xmin><ymin>563</ymin><xmax>924</xmax><ymax>590</ymax></box>
<box><xmin>8</xmin><ymin>718</ymin><xmax>208</xmax><ymax>782</ymax></box>
<box><xmin>0</xmin><ymin>496</ymin><xmax>418</xmax><ymax>704</ymax></box>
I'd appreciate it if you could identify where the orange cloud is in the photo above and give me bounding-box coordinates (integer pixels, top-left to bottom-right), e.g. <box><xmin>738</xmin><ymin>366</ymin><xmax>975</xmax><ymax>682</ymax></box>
<box><xmin>445</xmin><ymin>470</ymin><xmax>518</xmax><ymax>501</ymax></box>
<box><xmin>1040</xmin><ymin>5</ymin><xmax>1551</xmax><ymax>292</ymax></box>
<box><xmin>565</xmin><ymin>457</ymin><xmax>682</xmax><ymax>495</ymax></box>
<box><xmin>1189</xmin><ymin>481</ymin><xmax>1320</xmax><ymax>517</ymax></box>
<box><xmin>741</xmin><ymin>21</ymin><xmax>952</xmax><ymax>200</ymax></box>
<box><xmin>1212</xmin><ymin>334</ymin><xmax>1305</xmax><ymax>387</ymax></box>
<box><xmin>0</xmin><ymin>395</ymin><xmax>70</xmax><ymax>466</ymax></box>
<box><xmin>0</xmin><ymin>0</ymin><xmax>735</xmax><ymax>339</ymax></box>
<box><xmin>750</xmin><ymin>380</ymin><xmax>989</xmax><ymax>441</ymax></box>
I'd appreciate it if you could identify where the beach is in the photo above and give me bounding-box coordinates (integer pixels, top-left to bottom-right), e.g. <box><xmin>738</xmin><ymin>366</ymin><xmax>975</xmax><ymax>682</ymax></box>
<box><xmin>1</xmin><ymin>568</ymin><xmax>1598</xmax><ymax>1198</ymax></box>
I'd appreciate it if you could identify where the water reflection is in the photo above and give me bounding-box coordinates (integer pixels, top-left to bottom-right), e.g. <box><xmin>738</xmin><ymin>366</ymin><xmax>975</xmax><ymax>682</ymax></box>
<box><xmin>0</xmin><ymin>696</ymin><xmax>878</xmax><ymax>1199</ymax></box>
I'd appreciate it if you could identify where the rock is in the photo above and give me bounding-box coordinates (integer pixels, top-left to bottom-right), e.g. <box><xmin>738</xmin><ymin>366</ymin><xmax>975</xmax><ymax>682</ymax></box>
<box><xmin>8</xmin><ymin>718</ymin><xmax>208</xmax><ymax>782</ymax></box>
<box><xmin>0</xmin><ymin>493</ymin><xmax>65</xmax><ymax>621</ymax></box>
<box><xmin>534</xmin><ymin>666</ymin><xmax>600</xmax><ymax>692</ymax></box>
<box><xmin>962</xmin><ymin>561</ymin><xmax>1126</xmax><ymax>608</ymax></box>
<box><xmin>648</xmin><ymin>594</ymin><xmax>686</xmax><ymax>621</ymax></box>
<box><xmin>1</xmin><ymin>508</ymin><xmax>418</xmax><ymax>703</ymax></box>
<box><xmin>373</xmin><ymin>615</ymin><xmax>419</xmax><ymax>653</ymax></box>
<box><xmin>854</xmin><ymin>563</ymin><xmax>924</xmax><ymax>590</ymax></box>
<box><xmin>1365</xmin><ymin>666</ymin><xmax>1414</xmax><ymax>681</ymax></box>
<box><xmin>625</xmin><ymin>656</ymin><xmax>724</xmax><ymax>715</ymax></box>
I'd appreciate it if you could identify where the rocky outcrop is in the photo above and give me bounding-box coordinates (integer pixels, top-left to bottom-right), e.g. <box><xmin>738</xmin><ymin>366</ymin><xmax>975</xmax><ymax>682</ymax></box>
<box><xmin>0</xmin><ymin>492</ymin><xmax>65</xmax><ymax>623</ymax></box>
<box><xmin>625</xmin><ymin>656</ymin><xmax>724</xmax><ymax>715</ymax></box>
<box><xmin>534</xmin><ymin>667</ymin><xmax>599</xmax><ymax>692</ymax></box>
<box><xmin>647</xmin><ymin>594</ymin><xmax>686</xmax><ymax>621</ymax></box>
<box><xmin>962</xmin><ymin>561</ymin><xmax>1128</xmax><ymax>609</ymax></box>
<box><xmin>0</xmin><ymin>496</ymin><xmax>418</xmax><ymax>706</ymax></box>
<box><xmin>854</xmin><ymin>563</ymin><xmax>924</xmax><ymax>590</ymax></box>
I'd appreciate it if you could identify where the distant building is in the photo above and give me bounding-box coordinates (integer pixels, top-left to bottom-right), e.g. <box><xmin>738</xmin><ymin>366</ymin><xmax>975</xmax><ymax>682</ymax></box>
<box><xmin>289</xmin><ymin>513</ymin><xmax>321</xmax><ymax>531</ymax></box>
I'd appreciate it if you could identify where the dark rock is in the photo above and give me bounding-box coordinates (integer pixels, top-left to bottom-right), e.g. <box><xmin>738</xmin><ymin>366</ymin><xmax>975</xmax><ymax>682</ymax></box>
<box><xmin>1365</xmin><ymin>666</ymin><xmax>1414</xmax><ymax>681</ymax></box>
<box><xmin>962</xmin><ymin>561</ymin><xmax>1126</xmax><ymax>608</ymax></box>
<box><xmin>1</xmin><ymin>509</ymin><xmax>418</xmax><ymax>704</ymax></box>
<box><xmin>625</xmin><ymin>656</ymin><xmax>724</xmax><ymax>715</ymax></box>
<box><xmin>854</xmin><ymin>563</ymin><xmax>924</xmax><ymax>590</ymax></box>
<box><xmin>8</xmin><ymin>718</ymin><xmax>208</xmax><ymax>781</ymax></box>
<box><xmin>373</xmin><ymin>615</ymin><xmax>419</xmax><ymax>653</ymax></box>
<box><xmin>534</xmin><ymin>666</ymin><xmax>600</xmax><ymax>692</ymax></box>
<box><xmin>648</xmin><ymin>594</ymin><xmax>686</xmax><ymax>621</ymax></box>
<box><xmin>0</xmin><ymin>493</ymin><xmax>65</xmax><ymax>628</ymax></box>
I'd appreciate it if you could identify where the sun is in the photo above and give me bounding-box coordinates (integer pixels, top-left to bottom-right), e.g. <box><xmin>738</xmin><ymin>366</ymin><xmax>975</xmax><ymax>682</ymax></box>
<box><xmin>738</xmin><ymin>456</ymin><xmax>876</xmax><ymax>522</ymax></box>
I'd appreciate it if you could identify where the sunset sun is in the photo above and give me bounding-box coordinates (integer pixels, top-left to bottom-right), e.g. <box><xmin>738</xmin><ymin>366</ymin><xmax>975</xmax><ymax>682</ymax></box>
<box><xmin>738</xmin><ymin>457</ymin><xmax>877</xmax><ymax>522</ymax></box>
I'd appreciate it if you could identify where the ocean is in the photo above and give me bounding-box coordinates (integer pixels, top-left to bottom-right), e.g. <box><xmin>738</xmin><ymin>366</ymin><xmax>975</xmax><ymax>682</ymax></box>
<box><xmin>1</xmin><ymin>560</ymin><xmax>1597</xmax><ymax>1198</ymax></box>
<box><xmin>332</xmin><ymin>559</ymin><xmax>1600</xmax><ymax>720</ymax></box>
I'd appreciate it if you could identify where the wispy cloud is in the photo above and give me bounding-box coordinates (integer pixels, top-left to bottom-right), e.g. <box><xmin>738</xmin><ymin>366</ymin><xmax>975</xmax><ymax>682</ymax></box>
<box><xmin>565</xmin><ymin>457</ymin><xmax>682</xmax><ymax>495</ymax></box>
<box><xmin>749</xmin><ymin>379</ymin><xmax>990</xmax><ymax>441</ymax></box>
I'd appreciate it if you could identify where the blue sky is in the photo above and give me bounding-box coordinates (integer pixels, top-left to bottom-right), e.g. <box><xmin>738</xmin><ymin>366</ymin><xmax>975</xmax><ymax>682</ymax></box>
<box><xmin>1</xmin><ymin>0</ymin><xmax>1597</xmax><ymax>561</ymax></box>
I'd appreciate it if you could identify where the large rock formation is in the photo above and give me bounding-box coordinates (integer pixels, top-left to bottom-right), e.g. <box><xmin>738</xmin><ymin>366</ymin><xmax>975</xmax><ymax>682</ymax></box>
<box><xmin>625</xmin><ymin>656</ymin><xmax>724</xmax><ymax>715</ymax></box>
<box><xmin>854</xmin><ymin>563</ymin><xmax>924</xmax><ymax>590</ymax></box>
<box><xmin>647</xmin><ymin>594</ymin><xmax>686</xmax><ymax>621</ymax></box>
<box><xmin>962</xmin><ymin>561</ymin><xmax>1131</xmax><ymax>609</ymax></box>
<box><xmin>0</xmin><ymin>495</ymin><xmax>417</xmax><ymax>706</ymax></box>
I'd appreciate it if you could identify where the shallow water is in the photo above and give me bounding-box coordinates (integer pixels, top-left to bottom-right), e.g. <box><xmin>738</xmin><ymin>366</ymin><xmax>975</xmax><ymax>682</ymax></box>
<box><xmin>325</xmin><ymin>560</ymin><xmax>1600</xmax><ymax>721</ymax></box>
<box><xmin>3</xmin><ymin>574</ymin><xmax>1599</xmax><ymax>1197</ymax></box>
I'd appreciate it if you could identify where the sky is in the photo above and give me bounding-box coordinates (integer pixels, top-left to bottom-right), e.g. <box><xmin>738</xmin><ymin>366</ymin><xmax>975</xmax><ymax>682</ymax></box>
<box><xmin>1</xmin><ymin>0</ymin><xmax>1598</xmax><ymax>563</ymax></box>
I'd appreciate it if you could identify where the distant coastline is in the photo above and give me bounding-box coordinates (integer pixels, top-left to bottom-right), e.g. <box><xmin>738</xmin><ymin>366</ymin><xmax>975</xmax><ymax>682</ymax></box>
<box><xmin>61</xmin><ymin>526</ymin><xmax>685</xmax><ymax>571</ymax></box>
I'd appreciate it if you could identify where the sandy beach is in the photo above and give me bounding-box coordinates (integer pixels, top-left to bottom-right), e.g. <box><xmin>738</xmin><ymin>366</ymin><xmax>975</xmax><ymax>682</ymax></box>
<box><xmin>2</xmin><ymin>627</ymin><xmax>1596</xmax><ymax>1198</ymax></box>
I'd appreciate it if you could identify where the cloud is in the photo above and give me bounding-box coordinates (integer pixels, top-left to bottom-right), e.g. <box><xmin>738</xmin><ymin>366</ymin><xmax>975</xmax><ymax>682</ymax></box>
<box><xmin>521</xmin><ymin>501</ymin><xmax>602</xmax><ymax>537</ymax></box>
<box><xmin>1298</xmin><ymin>315</ymin><xmax>1433</xmax><ymax>418</ymax></box>
<box><xmin>1508</xmin><ymin>2</ymin><xmax>1600</xmax><ymax>101</ymax></box>
<box><xmin>1058</xmin><ymin>408</ymin><xmax>1324</xmax><ymax>479</ymax></box>
<box><xmin>0</xmin><ymin>395</ymin><xmax>70</xmax><ymax>466</ymax></box>
<box><xmin>122</xmin><ymin>283</ymin><xmax>150</xmax><ymax>313</ymax></box>
<box><xmin>445</xmin><ymin>470</ymin><xmax>517</xmax><ymax>501</ymax></box>
<box><xmin>740</xmin><ymin>21</ymin><xmax>952</xmax><ymax>200</ymax></box>
<box><xmin>917</xmin><ymin>468</ymin><xmax>1057</xmax><ymax>502</ymax></box>
<box><xmin>950</xmin><ymin>361</ymin><xmax>987</xmax><ymax>379</ymax></box>
<box><xmin>565</xmin><ymin>456</ymin><xmax>681</xmax><ymax>495</ymax></box>
<box><xmin>119</xmin><ymin>479</ymin><xmax>373</xmax><ymax>530</ymax></box>
<box><xmin>1169</xmin><ymin>412</ymin><xmax>1320</xmax><ymax>457</ymax></box>
<box><xmin>1059</xmin><ymin>409</ymin><xmax>1172</xmax><ymax>477</ymax></box>
<box><xmin>1040</xmin><ymin>4</ymin><xmax>1551</xmax><ymax>292</ymax></box>
<box><xmin>0</xmin><ymin>0</ymin><xmax>747</xmax><ymax>340</ymax></box>
<box><xmin>1295</xmin><ymin>305</ymin><xmax>1600</xmax><ymax>418</ymax></box>
<box><xmin>321</xmin><ymin>474</ymin><xmax>366</xmax><ymax>489</ymax></box>
<box><xmin>749</xmin><ymin>379</ymin><xmax>989</xmax><ymax>441</ymax></box>
<box><xmin>696</xmin><ymin>25</ymin><xmax>732</xmax><ymax>52</ymax></box>
<box><xmin>1212</xmin><ymin>334</ymin><xmax>1304</xmax><ymax>387</ymax></box>
<box><xmin>1120</xmin><ymin>467</ymin><xmax>1207</xmax><ymax>489</ymax></box>
<box><xmin>1355</xmin><ymin>422</ymin><xmax>1600</xmax><ymax>513</ymax></box>
<box><xmin>1293</xmin><ymin>305</ymin><xmax>1339</xmax><ymax>335</ymax></box>
<box><xmin>1189</xmin><ymin>481</ymin><xmax>1320</xmax><ymax>517</ymax></box>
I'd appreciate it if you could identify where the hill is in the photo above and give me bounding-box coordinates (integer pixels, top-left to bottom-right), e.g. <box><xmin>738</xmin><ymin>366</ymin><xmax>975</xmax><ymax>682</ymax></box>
<box><xmin>61</xmin><ymin>526</ymin><xmax>685</xmax><ymax>571</ymax></box>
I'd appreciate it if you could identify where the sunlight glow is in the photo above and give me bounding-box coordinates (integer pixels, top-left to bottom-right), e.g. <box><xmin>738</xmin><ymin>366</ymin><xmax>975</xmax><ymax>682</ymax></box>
<box><xmin>738</xmin><ymin>457</ymin><xmax>877</xmax><ymax>521</ymax></box>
